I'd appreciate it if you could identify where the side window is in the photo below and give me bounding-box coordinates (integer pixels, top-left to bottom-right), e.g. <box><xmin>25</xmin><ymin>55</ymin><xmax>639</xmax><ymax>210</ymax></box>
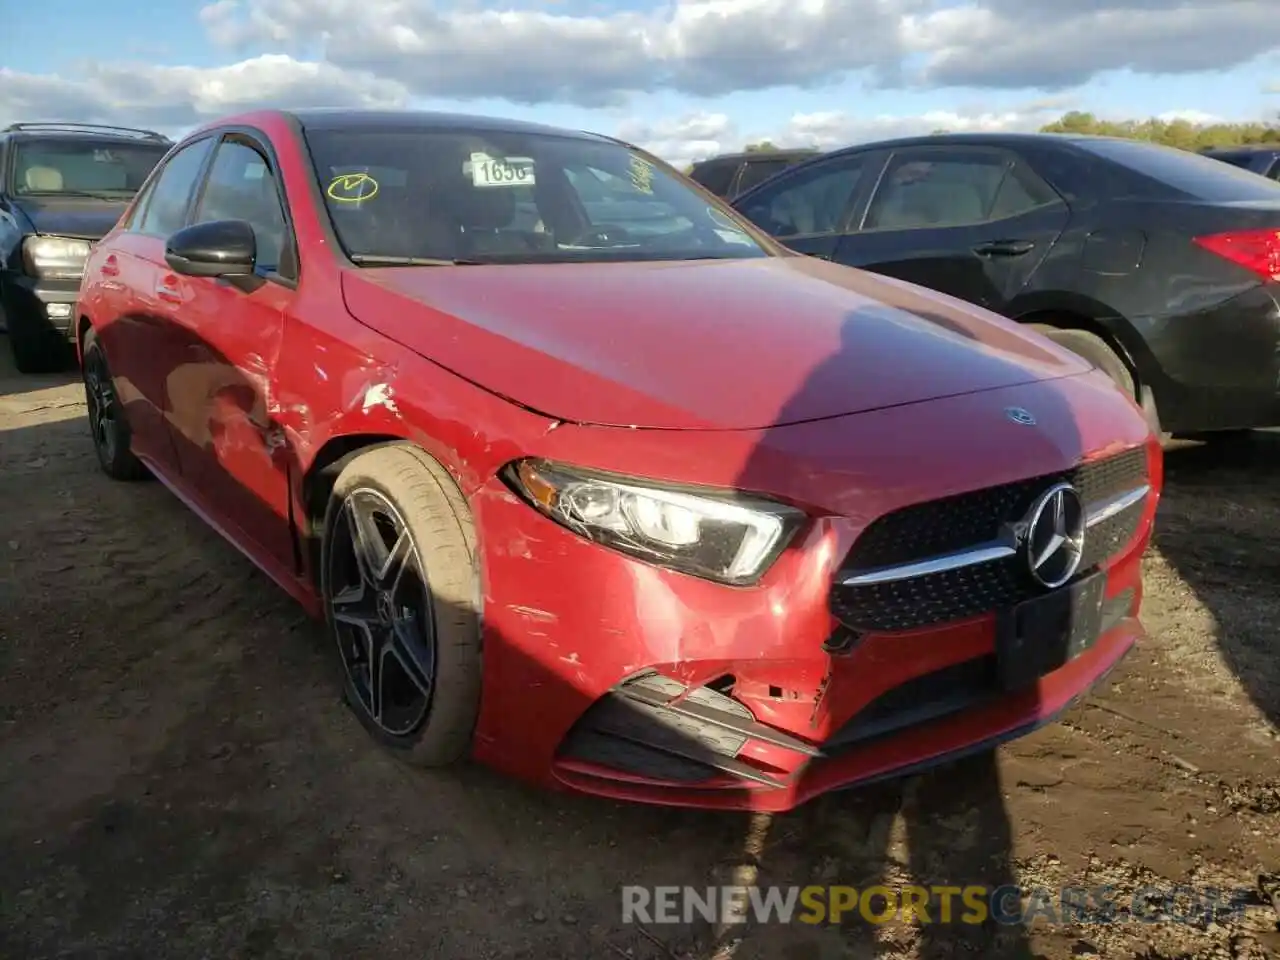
<box><xmin>122</xmin><ymin>174</ymin><xmax>162</xmax><ymax>231</ymax></box>
<box><xmin>690</xmin><ymin>160</ymin><xmax>738</xmax><ymax>197</ymax></box>
<box><xmin>136</xmin><ymin>138</ymin><xmax>215</xmax><ymax>237</ymax></box>
<box><xmin>736</xmin><ymin>155</ymin><xmax>867</xmax><ymax>239</ymax></box>
<box><xmin>864</xmin><ymin>150</ymin><xmax>1056</xmax><ymax>231</ymax></box>
<box><xmin>192</xmin><ymin>139</ymin><xmax>291</xmax><ymax>277</ymax></box>
<box><xmin>1268</xmin><ymin>160</ymin><xmax>1280</xmax><ymax>181</ymax></box>
<box><xmin>733</xmin><ymin>158</ymin><xmax>790</xmax><ymax>195</ymax></box>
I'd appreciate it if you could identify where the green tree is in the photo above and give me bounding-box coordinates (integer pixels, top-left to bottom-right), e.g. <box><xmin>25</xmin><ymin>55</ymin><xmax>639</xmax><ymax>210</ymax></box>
<box><xmin>1039</xmin><ymin>111</ymin><xmax>1280</xmax><ymax>150</ymax></box>
<box><xmin>743</xmin><ymin>141</ymin><xmax>780</xmax><ymax>152</ymax></box>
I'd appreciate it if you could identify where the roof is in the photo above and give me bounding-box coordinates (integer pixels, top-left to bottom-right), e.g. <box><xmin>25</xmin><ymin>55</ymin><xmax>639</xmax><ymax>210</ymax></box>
<box><xmin>285</xmin><ymin>108</ymin><xmax>610</xmax><ymax>143</ymax></box>
<box><xmin>2</xmin><ymin>122</ymin><xmax>170</xmax><ymax>144</ymax></box>
<box><xmin>693</xmin><ymin>148</ymin><xmax>821</xmax><ymax>164</ymax></box>
<box><xmin>795</xmin><ymin>130</ymin><xmax>1193</xmax><ymax>161</ymax></box>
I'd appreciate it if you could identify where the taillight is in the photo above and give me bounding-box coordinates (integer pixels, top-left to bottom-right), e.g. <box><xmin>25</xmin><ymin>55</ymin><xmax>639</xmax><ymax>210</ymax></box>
<box><xmin>1192</xmin><ymin>228</ymin><xmax>1280</xmax><ymax>281</ymax></box>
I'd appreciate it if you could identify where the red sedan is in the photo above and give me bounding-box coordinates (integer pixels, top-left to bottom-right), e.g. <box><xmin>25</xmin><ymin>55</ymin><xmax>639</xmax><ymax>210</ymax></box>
<box><xmin>75</xmin><ymin>109</ymin><xmax>1162</xmax><ymax>812</ymax></box>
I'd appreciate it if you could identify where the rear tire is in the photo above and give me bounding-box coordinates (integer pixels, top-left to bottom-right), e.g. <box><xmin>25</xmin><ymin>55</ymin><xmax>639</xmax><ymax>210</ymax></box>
<box><xmin>1029</xmin><ymin>324</ymin><xmax>1135</xmax><ymax>400</ymax></box>
<box><xmin>320</xmin><ymin>443</ymin><xmax>482</xmax><ymax>768</ymax></box>
<box><xmin>81</xmin><ymin>328</ymin><xmax>148</xmax><ymax>481</ymax></box>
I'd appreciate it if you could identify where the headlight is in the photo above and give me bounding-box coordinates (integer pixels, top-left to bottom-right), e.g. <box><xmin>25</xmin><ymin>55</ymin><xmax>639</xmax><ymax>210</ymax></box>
<box><xmin>505</xmin><ymin>458</ymin><xmax>805</xmax><ymax>585</ymax></box>
<box><xmin>23</xmin><ymin>236</ymin><xmax>92</xmax><ymax>279</ymax></box>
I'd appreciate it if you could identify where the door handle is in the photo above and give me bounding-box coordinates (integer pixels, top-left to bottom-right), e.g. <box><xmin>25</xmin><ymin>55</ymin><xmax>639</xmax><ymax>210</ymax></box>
<box><xmin>101</xmin><ymin>254</ymin><xmax>120</xmax><ymax>277</ymax></box>
<box><xmin>973</xmin><ymin>240</ymin><xmax>1034</xmax><ymax>257</ymax></box>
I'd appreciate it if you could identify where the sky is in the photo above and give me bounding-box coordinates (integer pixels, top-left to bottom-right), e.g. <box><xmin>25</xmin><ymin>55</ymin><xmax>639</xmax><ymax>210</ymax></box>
<box><xmin>3</xmin><ymin>0</ymin><xmax>1280</xmax><ymax>169</ymax></box>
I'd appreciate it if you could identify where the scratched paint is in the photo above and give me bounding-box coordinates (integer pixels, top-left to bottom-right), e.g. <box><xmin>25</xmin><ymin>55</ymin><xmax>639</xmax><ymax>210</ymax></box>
<box><xmin>360</xmin><ymin>382</ymin><xmax>400</xmax><ymax>416</ymax></box>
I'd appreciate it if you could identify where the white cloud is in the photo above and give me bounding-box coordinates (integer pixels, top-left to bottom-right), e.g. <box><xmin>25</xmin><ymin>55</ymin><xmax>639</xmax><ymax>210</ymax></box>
<box><xmin>909</xmin><ymin>0</ymin><xmax>1280</xmax><ymax>90</ymax></box>
<box><xmin>0</xmin><ymin>56</ymin><xmax>407</xmax><ymax>132</ymax></box>
<box><xmin>3</xmin><ymin>1</ymin><xmax>1280</xmax><ymax>151</ymax></box>
<box><xmin>196</xmin><ymin>0</ymin><xmax>916</xmax><ymax>106</ymax></box>
<box><xmin>616</xmin><ymin>112</ymin><xmax>737</xmax><ymax>167</ymax></box>
<box><xmin>631</xmin><ymin>101</ymin><xmax>1073</xmax><ymax>168</ymax></box>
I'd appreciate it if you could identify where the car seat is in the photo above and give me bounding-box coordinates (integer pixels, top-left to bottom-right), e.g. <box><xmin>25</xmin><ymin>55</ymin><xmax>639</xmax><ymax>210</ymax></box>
<box><xmin>24</xmin><ymin>166</ymin><xmax>64</xmax><ymax>192</ymax></box>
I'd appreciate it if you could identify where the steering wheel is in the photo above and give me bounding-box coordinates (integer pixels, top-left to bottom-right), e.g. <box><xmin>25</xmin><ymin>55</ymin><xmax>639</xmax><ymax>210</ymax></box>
<box><xmin>564</xmin><ymin>224</ymin><xmax>634</xmax><ymax>246</ymax></box>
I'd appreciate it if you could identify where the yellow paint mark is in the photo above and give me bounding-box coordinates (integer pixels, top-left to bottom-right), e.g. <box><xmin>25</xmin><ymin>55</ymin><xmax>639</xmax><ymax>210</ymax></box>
<box><xmin>629</xmin><ymin>156</ymin><xmax>654</xmax><ymax>194</ymax></box>
<box><xmin>327</xmin><ymin>172</ymin><xmax>379</xmax><ymax>203</ymax></box>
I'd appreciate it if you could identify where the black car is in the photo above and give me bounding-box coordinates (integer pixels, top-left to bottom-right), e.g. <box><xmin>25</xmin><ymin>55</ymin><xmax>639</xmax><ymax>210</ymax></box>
<box><xmin>688</xmin><ymin>148</ymin><xmax>820</xmax><ymax>199</ymax></box>
<box><xmin>1199</xmin><ymin>144</ymin><xmax>1280</xmax><ymax>180</ymax></box>
<box><xmin>0</xmin><ymin>122</ymin><xmax>172</xmax><ymax>372</ymax></box>
<box><xmin>731</xmin><ymin>132</ymin><xmax>1280</xmax><ymax>437</ymax></box>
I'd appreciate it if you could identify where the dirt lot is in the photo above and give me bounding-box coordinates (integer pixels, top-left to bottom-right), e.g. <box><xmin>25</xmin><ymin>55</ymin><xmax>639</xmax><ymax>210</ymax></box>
<box><xmin>0</xmin><ymin>340</ymin><xmax>1277</xmax><ymax>960</ymax></box>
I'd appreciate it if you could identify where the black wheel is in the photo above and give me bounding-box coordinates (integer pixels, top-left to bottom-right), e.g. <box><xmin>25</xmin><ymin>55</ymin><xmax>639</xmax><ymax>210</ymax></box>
<box><xmin>320</xmin><ymin>443</ymin><xmax>481</xmax><ymax>766</ymax></box>
<box><xmin>81</xmin><ymin>328</ymin><xmax>148</xmax><ymax>481</ymax></box>
<box><xmin>1029</xmin><ymin>324</ymin><xmax>1135</xmax><ymax>399</ymax></box>
<box><xmin>9</xmin><ymin>321</ymin><xmax>67</xmax><ymax>374</ymax></box>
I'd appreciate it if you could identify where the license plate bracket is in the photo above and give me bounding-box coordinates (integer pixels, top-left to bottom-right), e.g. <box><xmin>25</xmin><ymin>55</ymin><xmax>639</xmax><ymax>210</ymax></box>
<box><xmin>996</xmin><ymin>570</ymin><xmax>1106</xmax><ymax>691</ymax></box>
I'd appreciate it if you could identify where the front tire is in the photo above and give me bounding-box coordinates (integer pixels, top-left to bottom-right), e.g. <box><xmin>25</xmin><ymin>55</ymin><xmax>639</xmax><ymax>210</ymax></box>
<box><xmin>320</xmin><ymin>443</ymin><xmax>482</xmax><ymax>767</ymax></box>
<box><xmin>81</xmin><ymin>327</ymin><xmax>148</xmax><ymax>481</ymax></box>
<box><xmin>9</xmin><ymin>319</ymin><xmax>67</xmax><ymax>375</ymax></box>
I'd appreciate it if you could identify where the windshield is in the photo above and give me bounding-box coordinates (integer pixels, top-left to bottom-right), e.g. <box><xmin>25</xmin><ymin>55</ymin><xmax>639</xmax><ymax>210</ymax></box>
<box><xmin>11</xmin><ymin>139</ymin><xmax>169</xmax><ymax>198</ymax></box>
<box><xmin>302</xmin><ymin>125</ymin><xmax>769</xmax><ymax>264</ymax></box>
<box><xmin>1075</xmin><ymin>138</ymin><xmax>1280</xmax><ymax>202</ymax></box>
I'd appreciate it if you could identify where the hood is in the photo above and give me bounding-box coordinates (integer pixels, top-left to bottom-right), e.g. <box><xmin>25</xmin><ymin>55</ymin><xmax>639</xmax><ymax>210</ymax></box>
<box><xmin>340</xmin><ymin>255</ymin><xmax>1092</xmax><ymax>431</ymax></box>
<box><xmin>11</xmin><ymin>197</ymin><xmax>128</xmax><ymax>239</ymax></box>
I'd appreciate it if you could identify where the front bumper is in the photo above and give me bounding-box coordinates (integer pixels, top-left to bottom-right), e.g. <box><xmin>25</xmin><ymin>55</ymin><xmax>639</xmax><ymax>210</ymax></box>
<box><xmin>2</xmin><ymin>274</ymin><xmax>80</xmax><ymax>338</ymax></box>
<box><xmin>467</xmin><ymin>378</ymin><xmax>1162</xmax><ymax>812</ymax></box>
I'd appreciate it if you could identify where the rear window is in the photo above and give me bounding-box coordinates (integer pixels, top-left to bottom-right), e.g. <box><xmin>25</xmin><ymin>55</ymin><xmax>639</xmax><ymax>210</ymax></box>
<box><xmin>1205</xmin><ymin>152</ymin><xmax>1258</xmax><ymax>171</ymax></box>
<box><xmin>1075</xmin><ymin>138</ymin><xmax>1280</xmax><ymax>201</ymax></box>
<box><xmin>734</xmin><ymin>159</ymin><xmax>792</xmax><ymax>194</ymax></box>
<box><xmin>689</xmin><ymin>160</ymin><xmax>738</xmax><ymax>197</ymax></box>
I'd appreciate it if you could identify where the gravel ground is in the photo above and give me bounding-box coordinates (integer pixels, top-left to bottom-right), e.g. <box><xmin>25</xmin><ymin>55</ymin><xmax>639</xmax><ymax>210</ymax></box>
<box><xmin>1</xmin><ymin>340</ymin><xmax>1277</xmax><ymax>960</ymax></box>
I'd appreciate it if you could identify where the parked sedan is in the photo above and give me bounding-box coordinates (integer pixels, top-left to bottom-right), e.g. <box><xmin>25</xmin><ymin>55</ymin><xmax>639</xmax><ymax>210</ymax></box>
<box><xmin>688</xmin><ymin>148</ymin><xmax>820</xmax><ymax>198</ymax></box>
<box><xmin>732</xmin><ymin>133</ymin><xmax>1280</xmax><ymax>438</ymax></box>
<box><xmin>75</xmin><ymin>109</ymin><xmax>1160</xmax><ymax>812</ymax></box>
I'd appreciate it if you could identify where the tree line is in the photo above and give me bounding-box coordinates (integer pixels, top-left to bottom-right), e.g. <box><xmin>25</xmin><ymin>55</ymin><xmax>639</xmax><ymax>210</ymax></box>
<box><xmin>1038</xmin><ymin>111</ymin><xmax>1280</xmax><ymax>149</ymax></box>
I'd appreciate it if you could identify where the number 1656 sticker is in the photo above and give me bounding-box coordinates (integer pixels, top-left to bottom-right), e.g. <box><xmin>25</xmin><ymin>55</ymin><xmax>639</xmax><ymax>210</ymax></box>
<box><xmin>469</xmin><ymin>153</ymin><xmax>536</xmax><ymax>188</ymax></box>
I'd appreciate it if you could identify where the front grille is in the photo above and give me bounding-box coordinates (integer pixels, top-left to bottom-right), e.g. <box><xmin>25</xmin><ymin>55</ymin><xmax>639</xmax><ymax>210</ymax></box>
<box><xmin>831</xmin><ymin>447</ymin><xmax>1148</xmax><ymax>633</ymax></box>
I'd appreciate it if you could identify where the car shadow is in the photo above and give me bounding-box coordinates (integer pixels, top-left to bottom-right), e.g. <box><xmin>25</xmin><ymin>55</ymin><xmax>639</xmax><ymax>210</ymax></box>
<box><xmin>1150</xmin><ymin>432</ymin><xmax>1280</xmax><ymax>729</ymax></box>
<box><xmin>0</xmin><ymin>333</ymin><xmax>80</xmax><ymax>398</ymax></box>
<box><xmin>702</xmin><ymin>305</ymin><xmax>1103</xmax><ymax>959</ymax></box>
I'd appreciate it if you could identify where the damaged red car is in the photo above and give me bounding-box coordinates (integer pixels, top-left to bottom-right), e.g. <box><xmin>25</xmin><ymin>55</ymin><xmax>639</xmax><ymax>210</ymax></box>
<box><xmin>76</xmin><ymin>109</ymin><xmax>1162</xmax><ymax>812</ymax></box>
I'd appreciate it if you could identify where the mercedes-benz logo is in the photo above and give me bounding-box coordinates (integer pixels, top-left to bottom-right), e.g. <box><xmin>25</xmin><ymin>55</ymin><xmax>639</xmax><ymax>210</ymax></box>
<box><xmin>1022</xmin><ymin>482</ymin><xmax>1086</xmax><ymax>588</ymax></box>
<box><xmin>1005</xmin><ymin>407</ymin><xmax>1036</xmax><ymax>425</ymax></box>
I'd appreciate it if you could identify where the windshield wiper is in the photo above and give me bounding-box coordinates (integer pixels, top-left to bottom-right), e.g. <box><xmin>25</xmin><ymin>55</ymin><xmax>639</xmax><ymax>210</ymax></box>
<box><xmin>348</xmin><ymin>254</ymin><xmax>486</xmax><ymax>266</ymax></box>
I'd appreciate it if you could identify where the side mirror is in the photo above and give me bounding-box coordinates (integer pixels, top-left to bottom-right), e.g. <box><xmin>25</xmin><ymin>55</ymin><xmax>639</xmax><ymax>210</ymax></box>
<box><xmin>165</xmin><ymin>219</ymin><xmax>256</xmax><ymax>278</ymax></box>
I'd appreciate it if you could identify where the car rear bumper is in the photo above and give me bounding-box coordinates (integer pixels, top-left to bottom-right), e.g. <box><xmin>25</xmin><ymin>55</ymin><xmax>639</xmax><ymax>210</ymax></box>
<box><xmin>1138</xmin><ymin>282</ymin><xmax>1280</xmax><ymax>432</ymax></box>
<box><xmin>466</xmin><ymin>434</ymin><xmax>1158</xmax><ymax>812</ymax></box>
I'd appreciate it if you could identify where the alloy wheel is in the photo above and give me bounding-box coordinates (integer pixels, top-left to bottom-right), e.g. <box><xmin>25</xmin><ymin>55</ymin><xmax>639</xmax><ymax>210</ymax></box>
<box><xmin>327</xmin><ymin>488</ymin><xmax>438</xmax><ymax>737</ymax></box>
<box><xmin>83</xmin><ymin>349</ymin><xmax>119</xmax><ymax>464</ymax></box>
